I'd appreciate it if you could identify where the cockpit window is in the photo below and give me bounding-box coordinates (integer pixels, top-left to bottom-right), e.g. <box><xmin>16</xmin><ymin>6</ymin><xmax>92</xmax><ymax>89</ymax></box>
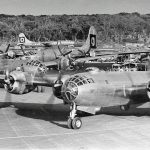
<box><xmin>26</xmin><ymin>60</ymin><xmax>47</xmax><ymax>73</ymax></box>
<box><xmin>77</xmin><ymin>81</ymin><xmax>83</xmax><ymax>86</ymax></box>
<box><xmin>87</xmin><ymin>78</ymin><xmax>94</xmax><ymax>83</ymax></box>
<box><xmin>68</xmin><ymin>75</ymin><xmax>94</xmax><ymax>86</ymax></box>
<box><xmin>25</xmin><ymin>51</ymin><xmax>36</xmax><ymax>56</ymax></box>
<box><xmin>26</xmin><ymin>60</ymin><xmax>41</xmax><ymax>66</ymax></box>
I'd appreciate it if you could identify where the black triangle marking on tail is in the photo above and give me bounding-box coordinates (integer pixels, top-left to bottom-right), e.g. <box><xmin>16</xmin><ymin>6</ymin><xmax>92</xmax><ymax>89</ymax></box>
<box><xmin>90</xmin><ymin>34</ymin><xmax>96</xmax><ymax>48</ymax></box>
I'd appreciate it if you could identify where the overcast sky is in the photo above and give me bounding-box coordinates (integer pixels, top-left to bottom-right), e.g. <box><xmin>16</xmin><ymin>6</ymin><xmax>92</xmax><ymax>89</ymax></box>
<box><xmin>0</xmin><ymin>0</ymin><xmax>150</xmax><ymax>15</ymax></box>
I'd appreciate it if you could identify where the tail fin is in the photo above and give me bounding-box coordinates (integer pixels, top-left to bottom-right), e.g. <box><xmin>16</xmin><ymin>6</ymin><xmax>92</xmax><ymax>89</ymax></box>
<box><xmin>18</xmin><ymin>33</ymin><xmax>32</xmax><ymax>45</ymax></box>
<box><xmin>87</xmin><ymin>26</ymin><xmax>97</xmax><ymax>49</ymax></box>
<box><xmin>79</xmin><ymin>26</ymin><xmax>97</xmax><ymax>54</ymax></box>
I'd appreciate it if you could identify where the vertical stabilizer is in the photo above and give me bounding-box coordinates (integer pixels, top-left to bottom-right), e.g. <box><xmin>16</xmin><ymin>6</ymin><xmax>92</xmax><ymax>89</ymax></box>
<box><xmin>79</xmin><ymin>26</ymin><xmax>97</xmax><ymax>54</ymax></box>
<box><xmin>18</xmin><ymin>33</ymin><xmax>33</xmax><ymax>45</ymax></box>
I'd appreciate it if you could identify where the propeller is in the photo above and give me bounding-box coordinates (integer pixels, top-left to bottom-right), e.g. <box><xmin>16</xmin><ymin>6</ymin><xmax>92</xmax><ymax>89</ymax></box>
<box><xmin>57</xmin><ymin>44</ymin><xmax>81</xmax><ymax>71</ymax></box>
<box><xmin>57</xmin><ymin>45</ymin><xmax>72</xmax><ymax>57</ymax></box>
<box><xmin>0</xmin><ymin>44</ymin><xmax>17</xmax><ymax>59</ymax></box>
<box><xmin>5</xmin><ymin>44</ymin><xmax>10</xmax><ymax>53</ymax></box>
<box><xmin>20</xmin><ymin>45</ymin><xmax>26</xmax><ymax>56</ymax></box>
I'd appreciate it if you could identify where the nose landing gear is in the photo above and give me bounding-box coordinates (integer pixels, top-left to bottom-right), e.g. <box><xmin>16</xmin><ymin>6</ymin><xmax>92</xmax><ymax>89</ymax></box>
<box><xmin>67</xmin><ymin>102</ymin><xmax>82</xmax><ymax>129</ymax></box>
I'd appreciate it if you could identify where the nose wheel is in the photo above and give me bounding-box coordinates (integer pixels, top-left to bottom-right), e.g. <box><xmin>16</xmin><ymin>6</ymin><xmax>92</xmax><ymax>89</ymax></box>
<box><xmin>67</xmin><ymin>102</ymin><xmax>82</xmax><ymax>129</ymax></box>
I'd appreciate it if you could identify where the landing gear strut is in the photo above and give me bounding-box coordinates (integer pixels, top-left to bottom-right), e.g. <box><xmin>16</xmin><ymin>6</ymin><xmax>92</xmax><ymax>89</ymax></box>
<box><xmin>67</xmin><ymin>102</ymin><xmax>82</xmax><ymax>129</ymax></box>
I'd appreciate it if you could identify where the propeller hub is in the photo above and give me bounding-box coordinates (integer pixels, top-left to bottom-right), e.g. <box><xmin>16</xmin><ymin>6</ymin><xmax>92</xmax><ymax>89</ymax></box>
<box><xmin>4</xmin><ymin>75</ymin><xmax>14</xmax><ymax>91</ymax></box>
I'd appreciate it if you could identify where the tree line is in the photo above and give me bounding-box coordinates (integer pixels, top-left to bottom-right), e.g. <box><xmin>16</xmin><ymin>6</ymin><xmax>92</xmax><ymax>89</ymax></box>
<box><xmin>0</xmin><ymin>12</ymin><xmax>150</xmax><ymax>44</ymax></box>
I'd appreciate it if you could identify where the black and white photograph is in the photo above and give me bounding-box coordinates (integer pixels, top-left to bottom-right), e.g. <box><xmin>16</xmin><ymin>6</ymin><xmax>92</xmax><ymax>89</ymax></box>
<box><xmin>0</xmin><ymin>0</ymin><xmax>150</xmax><ymax>149</ymax></box>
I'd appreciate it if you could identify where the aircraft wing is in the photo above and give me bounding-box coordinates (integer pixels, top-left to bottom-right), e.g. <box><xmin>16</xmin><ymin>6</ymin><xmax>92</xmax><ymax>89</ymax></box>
<box><xmin>95</xmin><ymin>50</ymin><xmax>150</xmax><ymax>56</ymax></box>
<box><xmin>75</xmin><ymin>56</ymin><xmax>111</xmax><ymax>62</ymax></box>
<box><xmin>117</xmin><ymin>50</ymin><xmax>150</xmax><ymax>55</ymax></box>
<box><xmin>41</xmin><ymin>42</ymin><xmax>53</xmax><ymax>47</ymax></box>
<box><xmin>32</xmin><ymin>75</ymin><xmax>57</xmax><ymax>87</ymax></box>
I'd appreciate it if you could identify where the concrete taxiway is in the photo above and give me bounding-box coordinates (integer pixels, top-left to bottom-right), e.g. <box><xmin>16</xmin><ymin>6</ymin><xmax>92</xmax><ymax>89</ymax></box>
<box><xmin>0</xmin><ymin>88</ymin><xmax>150</xmax><ymax>149</ymax></box>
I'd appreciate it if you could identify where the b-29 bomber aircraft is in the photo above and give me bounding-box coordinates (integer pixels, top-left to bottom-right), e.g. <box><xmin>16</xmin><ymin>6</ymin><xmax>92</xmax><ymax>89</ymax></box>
<box><xmin>1</xmin><ymin>26</ymin><xmax>96</xmax><ymax>72</ymax></box>
<box><xmin>0</xmin><ymin>57</ymin><xmax>150</xmax><ymax>129</ymax></box>
<box><xmin>17</xmin><ymin>32</ymin><xmax>83</xmax><ymax>48</ymax></box>
<box><xmin>20</xmin><ymin>26</ymin><xmax>97</xmax><ymax>66</ymax></box>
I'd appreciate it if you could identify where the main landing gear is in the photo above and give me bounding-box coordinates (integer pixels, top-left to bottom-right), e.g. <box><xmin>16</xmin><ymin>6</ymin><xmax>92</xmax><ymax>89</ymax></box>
<box><xmin>67</xmin><ymin>102</ymin><xmax>82</xmax><ymax>129</ymax></box>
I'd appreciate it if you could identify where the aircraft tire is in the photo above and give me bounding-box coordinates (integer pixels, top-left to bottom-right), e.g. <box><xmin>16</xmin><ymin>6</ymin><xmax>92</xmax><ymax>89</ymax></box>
<box><xmin>71</xmin><ymin>117</ymin><xmax>82</xmax><ymax>129</ymax></box>
<box><xmin>120</xmin><ymin>104</ymin><xmax>129</xmax><ymax>111</ymax></box>
<box><xmin>67</xmin><ymin>118</ymin><xmax>73</xmax><ymax>129</ymax></box>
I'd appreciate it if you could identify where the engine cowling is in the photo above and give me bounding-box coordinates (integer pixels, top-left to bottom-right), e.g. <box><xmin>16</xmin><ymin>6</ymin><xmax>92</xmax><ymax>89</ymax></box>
<box><xmin>52</xmin><ymin>77</ymin><xmax>78</xmax><ymax>103</ymax></box>
<box><xmin>7</xmin><ymin>51</ymin><xmax>15</xmax><ymax>58</ymax></box>
<box><xmin>52</xmin><ymin>80</ymin><xmax>63</xmax><ymax>99</ymax></box>
<box><xmin>58</xmin><ymin>57</ymin><xmax>70</xmax><ymax>70</ymax></box>
<box><xmin>61</xmin><ymin>79</ymin><xmax>78</xmax><ymax>103</ymax></box>
<box><xmin>52</xmin><ymin>74</ymin><xmax>70</xmax><ymax>100</ymax></box>
<box><xmin>4</xmin><ymin>70</ymin><xmax>36</xmax><ymax>94</ymax></box>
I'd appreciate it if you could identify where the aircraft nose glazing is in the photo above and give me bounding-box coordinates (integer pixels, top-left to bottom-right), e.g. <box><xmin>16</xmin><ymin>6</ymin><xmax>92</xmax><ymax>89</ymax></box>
<box><xmin>63</xmin><ymin>81</ymin><xmax>78</xmax><ymax>102</ymax></box>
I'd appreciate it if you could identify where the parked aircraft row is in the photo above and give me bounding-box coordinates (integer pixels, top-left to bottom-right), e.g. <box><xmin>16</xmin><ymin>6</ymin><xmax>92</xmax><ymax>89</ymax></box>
<box><xmin>17</xmin><ymin>33</ymin><xmax>83</xmax><ymax>48</ymax></box>
<box><xmin>1</xmin><ymin>56</ymin><xmax>150</xmax><ymax>129</ymax></box>
<box><xmin>0</xmin><ymin>26</ymin><xmax>150</xmax><ymax>129</ymax></box>
<box><xmin>0</xmin><ymin>26</ymin><xmax>97</xmax><ymax>73</ymax></box>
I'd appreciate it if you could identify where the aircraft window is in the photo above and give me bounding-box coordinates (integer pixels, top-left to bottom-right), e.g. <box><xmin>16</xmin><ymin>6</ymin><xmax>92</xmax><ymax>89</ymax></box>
<box><xmin>39</xmin><ymin>64</ymin><xmax>43</xmax><ymax>68</ymax></box>
<box><xmin>68</xmin><ymin>82</ymin><xmax>76</xmax><ymax>88</ymax></box>
<box><xmin>26</xmin><ymin>62</ymin><xmax>29</xmax><ymax>65</ymax></box>
<box><xmin>25</xmin><ymin>51</ymin><xmax>36</xmax><ymax>56</ymax></box>
<box><xmin>65</xmin><ymin>91</ymin><xmax>76</xmax><ymax>101</ymax></box>
<box><xmin>82</xmin><ymin>80</ymin><xmax>87</xmax><ymax>84</ymax></box>
<box><xmin>32</xmin><ymin>60</ymin><xmax>40</xmax><ymax>66</ymax></box>
<box><xmin>77</xmin><ymin>81</ymin><xmax>83</xmax><ymax>86</ymax></box>
<box><xmin>38</xmin><ymin>63</ymin><xmax>47</xmax><ymax>73</ymax></box>
<box><xmin>27</xmin><ymin>61</ymin><xmax>32</xmax><ymax>65</ymax></box>
<box><xmin>69</xmin><ymin>76</ymin><xmax>79</xmax><ymax>82</ymax></box>
<box><xmin>74</xmin><ymin>75</ymin><xmax>80</xmax><ymax>79</ymax></box>
<box><xmin>30</xmin><ymin>60</ymin><xmax>35</xmax><ymax>65</ymax></box>
<box><xmin>35</xmin><ymin>62</ymin><xmax>40</xmax><ymax>66</ymax></box>
<box><xmin>87</xmin><ymin>78</ymin><xmax>94</xmax><ymax>83</ymax></box>
<box><xmin>74</xmin><ymin>78</ymin><xmax>80</xmax><ymax>83</ymax></box>
<box><xmin>68</xmin><ymin>75</ymin><xmax>95</xmax><ymax>86</ymax></box>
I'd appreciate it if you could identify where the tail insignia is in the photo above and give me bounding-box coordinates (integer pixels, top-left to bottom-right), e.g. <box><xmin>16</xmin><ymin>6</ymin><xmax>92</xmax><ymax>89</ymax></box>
<box><xmin>19</xmin><ymin>37</ymin><xmax>25</xmax><ymax>43</ymax></box>
<box><xmin>90</xmin><ymin>34</ymin><xmax>96</xmax><ymax>48</ymax></box>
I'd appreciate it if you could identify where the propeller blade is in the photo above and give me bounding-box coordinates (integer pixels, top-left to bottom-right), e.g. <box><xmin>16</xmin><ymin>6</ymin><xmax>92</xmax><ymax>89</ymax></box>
<box><xmin>58</xmin><ymin>70</ymin><xmax>62</xmax><ymax>81</ymax></box>
<box><xmin>5</xmin><ymin>44</ymin><xmax>10</xmax><ymax>53</ymax></box>
<box><xmin>63</xmin><ymin>50</ymin><xmax>72</xmax><ymax>56</ymax></box>
<box><xmin>57</xmin><ymin>45</ymin><xmax>64</xmax><ymax>56</ymax></box>
<box><xmin>20</xmin><ymin>45</ymin><xmax>26</xmax><ymax>55</ymax></box>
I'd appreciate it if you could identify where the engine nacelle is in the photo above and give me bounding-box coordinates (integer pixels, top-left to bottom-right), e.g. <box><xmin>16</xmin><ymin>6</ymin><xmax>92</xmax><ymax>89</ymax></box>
<box><xmin>4</xmin><ymin>70</ymin><xmax>36</xmax><ymax>94</ymax></box>
<box><xmin>58</xmin><ymin>57</ymin><xmax>70</xmax><ymax>70</ymax></box>
<box><xmin>52</xmin><ymin>81</ymin><xmax>63</xmax><ymax>99</ymax></box>
<box><xmin>5</xmin><ymin>81</ymin><xmax>36</xmax><ymax>94</ymax></box>
<box><xmin>7</xmin><ymin>51</ymin><xmax>15</xmax><ymax>58</ymax></box>
<box><xmin>52</xmin><ymin>75</ymin><xmax>70</xmax><ymax>100</ymax></box>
